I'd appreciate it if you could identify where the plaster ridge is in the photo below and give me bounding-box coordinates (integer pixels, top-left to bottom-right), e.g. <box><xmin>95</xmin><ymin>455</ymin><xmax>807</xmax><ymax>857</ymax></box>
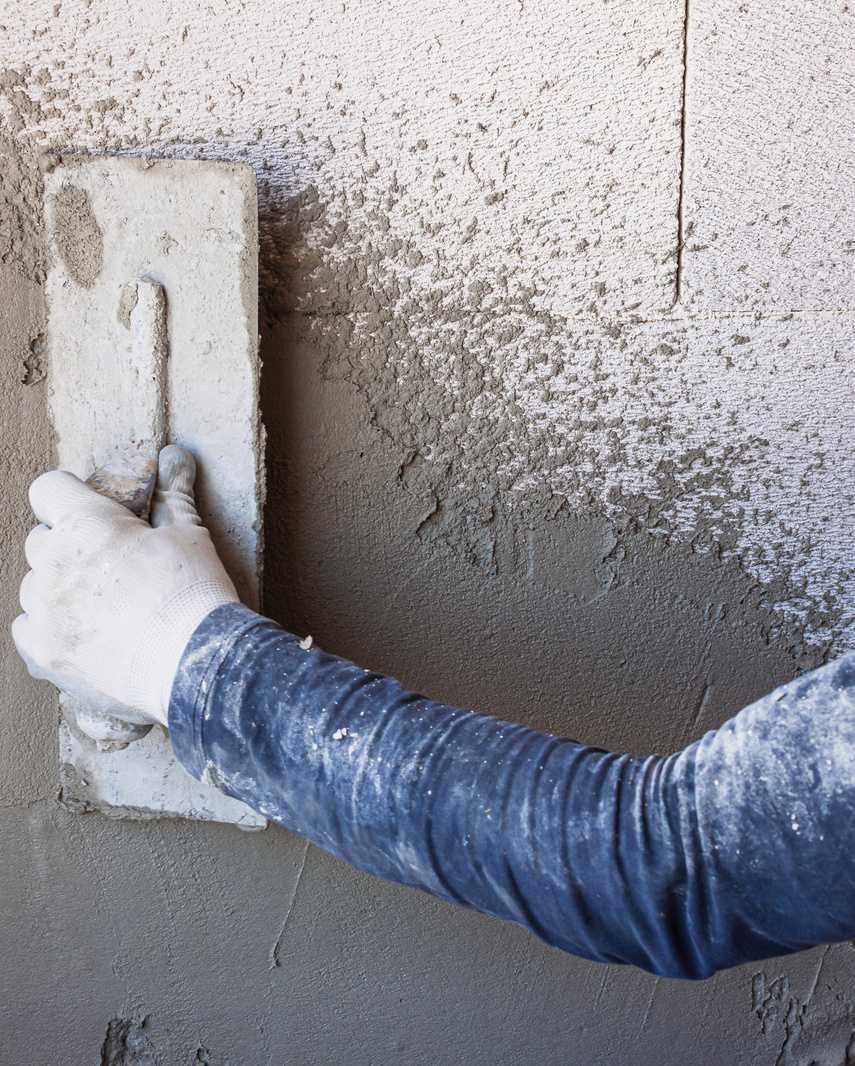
<box><xmin>691</xmin><ymin>681</ymin><xmax>712</xmax><ymax>729</ymax></box>
<box><xmin>639</xmin><ymin>977</ymin><xmax>661</xmax><ymax>1037</ymax></box>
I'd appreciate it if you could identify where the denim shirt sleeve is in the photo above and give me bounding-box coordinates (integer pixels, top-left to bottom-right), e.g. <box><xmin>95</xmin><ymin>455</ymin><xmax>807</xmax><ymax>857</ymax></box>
<box><xmin>168</xmin><ymin>603</ymin><xmax>855</xmax><ymax>980</ymax></box>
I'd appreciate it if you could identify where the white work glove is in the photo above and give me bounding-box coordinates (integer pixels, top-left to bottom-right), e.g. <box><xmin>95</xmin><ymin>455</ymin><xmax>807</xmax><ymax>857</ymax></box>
<box><xmin>12</xmin><ymin>445</ymin><xmax>239</xmax><ymax>728</ymax></box>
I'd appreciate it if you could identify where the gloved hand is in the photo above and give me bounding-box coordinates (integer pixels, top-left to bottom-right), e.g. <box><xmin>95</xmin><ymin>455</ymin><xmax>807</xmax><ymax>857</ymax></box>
<box><xmin>12</xmin><ymin>445</ymin><xmax>239</xmax><ymax>728</ymax></box>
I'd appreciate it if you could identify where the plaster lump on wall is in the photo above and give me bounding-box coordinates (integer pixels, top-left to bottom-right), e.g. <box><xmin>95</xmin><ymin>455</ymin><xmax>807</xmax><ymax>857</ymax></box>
<box><xmin>51</xmin><ymin>183</ymin><xmax>103</xmax><ymax>286</ymax></box>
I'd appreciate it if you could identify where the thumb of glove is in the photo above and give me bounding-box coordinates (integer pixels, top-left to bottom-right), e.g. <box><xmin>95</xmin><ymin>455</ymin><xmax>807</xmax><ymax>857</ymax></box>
<box><xmin>150</xmin><ymin>445</ymin><xmax>202</xmax><ymax>528</ymax></box>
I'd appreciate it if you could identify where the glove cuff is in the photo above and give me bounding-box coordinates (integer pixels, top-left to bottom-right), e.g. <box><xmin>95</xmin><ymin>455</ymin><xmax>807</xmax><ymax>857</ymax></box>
<box><xmin>128</xmin><ymin>579</ymin><xmax>240</xmax><ymax>725</ymax></box>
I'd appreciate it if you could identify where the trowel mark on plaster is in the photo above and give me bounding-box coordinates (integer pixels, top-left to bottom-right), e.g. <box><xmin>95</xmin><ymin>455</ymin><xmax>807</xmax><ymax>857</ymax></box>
<box><xmin>638</xmin><ymin>978</ymin><xmax>660</xmax><ymax>1038</ymax></box>
<box><xmin>691</xmin><ymin>681</ymin><xmax>712</xmax><ymax>729</ymax></box>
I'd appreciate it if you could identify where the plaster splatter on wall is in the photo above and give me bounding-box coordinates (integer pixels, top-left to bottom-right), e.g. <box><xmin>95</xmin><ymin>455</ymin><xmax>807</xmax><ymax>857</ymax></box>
<box><xmin>3</xmin><ymin>0</ymin><xmax>853</xmax><ymax>655</ymax></box>
<box><xmin>319</xmin><ymin>310</ymin><xmax>855</xmax><ymax>649</ymax></box>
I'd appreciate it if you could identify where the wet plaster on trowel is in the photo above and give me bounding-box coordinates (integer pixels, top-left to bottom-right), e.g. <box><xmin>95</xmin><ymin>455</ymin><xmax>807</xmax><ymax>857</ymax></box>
<box><xmin>2</xmin><ymin>2</ymin><xmax>855</xmax><ymax>1064</ymax></box>
<box><xmin>50</xmin><ymin>182</ymin><xmax>102</xmax><ymax>286</ymax></box>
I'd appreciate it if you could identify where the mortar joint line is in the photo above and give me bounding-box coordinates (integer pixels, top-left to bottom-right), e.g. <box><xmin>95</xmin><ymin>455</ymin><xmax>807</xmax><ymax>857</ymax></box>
<box><xmin>674</xmin><ymin>0</ymin><xmax>691</xmax><ymax>310</ymax></box>
<box><xmin>290</xmin><ymin>308</ymin><xmax>855</xmax><ymax>325</ymax></box>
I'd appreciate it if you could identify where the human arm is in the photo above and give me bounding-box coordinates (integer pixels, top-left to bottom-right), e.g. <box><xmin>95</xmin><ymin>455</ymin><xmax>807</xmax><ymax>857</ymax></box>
<box><xmin>168</xmin><ymin>601</ymin><xmax>855</xmax><ymax>979</ymax></box>
<box><xmin>15</xmin><ymin>447</ymin><xmax>855</xmax><ymax>979</ymax></box>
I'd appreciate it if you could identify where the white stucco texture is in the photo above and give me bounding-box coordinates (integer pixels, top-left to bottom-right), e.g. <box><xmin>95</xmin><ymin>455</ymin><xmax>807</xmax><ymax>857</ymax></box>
<box><xmin>682</xmin><ymin>0</ymin><xmax>855</xmax><ymax>310</ymax></box>
<box><xmin>3</xmin><ymin>0</ymin><xmax>686</xmax><ymax>316</ymax></box>
<box><xmin>1</xmin><ymin>0</ymin><xmax>854</xmax><ymax>654</ymax></box>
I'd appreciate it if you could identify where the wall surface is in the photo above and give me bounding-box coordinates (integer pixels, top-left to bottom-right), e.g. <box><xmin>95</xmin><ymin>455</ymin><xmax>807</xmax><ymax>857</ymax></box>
<box><xmin>2</xmin><ymin>2</ymin><xmax>855</xmax><ymax>1063</ymax></box>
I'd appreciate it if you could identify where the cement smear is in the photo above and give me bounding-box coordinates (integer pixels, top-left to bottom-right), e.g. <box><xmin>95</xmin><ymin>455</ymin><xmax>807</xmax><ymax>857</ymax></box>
<box><xmin>100</xmin><ymin>1018</ymin><xmax>160</xmax><ymax>1066</ymax></box>
<box><xmin>50</xmin><ymin>182</ymin><xmax>103</xmax><ymax>286</ymax></box>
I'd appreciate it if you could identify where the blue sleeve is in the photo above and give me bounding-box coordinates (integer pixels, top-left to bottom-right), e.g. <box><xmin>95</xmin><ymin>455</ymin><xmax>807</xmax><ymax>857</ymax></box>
<box><xmin>168</xmin><ymin>603</ymin><xmax>855</xmax><ymax>980</ymax></box>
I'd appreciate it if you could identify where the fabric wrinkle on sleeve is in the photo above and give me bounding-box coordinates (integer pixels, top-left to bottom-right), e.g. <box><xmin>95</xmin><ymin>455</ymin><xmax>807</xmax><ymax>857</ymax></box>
<box><xmin>168</xmin><ymin>603</ymin><xmax>855</xmax><ymax>979</ymax></box>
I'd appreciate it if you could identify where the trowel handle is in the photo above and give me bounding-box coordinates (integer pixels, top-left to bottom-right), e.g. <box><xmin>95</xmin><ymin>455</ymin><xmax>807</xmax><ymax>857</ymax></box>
<box><xmin>62</xmin><ymin>448</ymin><xmax>160</xmax><ymax>752</ymax></box>
<box><xmin>67</xmin><ymin>278</ymin><xmax>169</xmax><ymax>752</ymax></box>
<box><xmin>84</xmin><ymin>278</ymin><xmax>168</xmax><ymax>519</ymax></box>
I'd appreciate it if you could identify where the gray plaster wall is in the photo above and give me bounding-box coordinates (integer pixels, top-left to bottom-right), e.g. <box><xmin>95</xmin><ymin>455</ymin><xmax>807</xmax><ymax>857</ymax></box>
<box><xmin>2</xmin><ymin>2</ymin><xmax>855</xmax><ymax>1063</ymax></box>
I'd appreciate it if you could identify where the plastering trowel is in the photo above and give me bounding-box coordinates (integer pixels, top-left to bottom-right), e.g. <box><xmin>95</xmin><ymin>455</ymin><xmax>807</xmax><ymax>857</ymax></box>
<box><xmin>43</xmin><ymin>154</ymin><xmax>266</xmax><ymax>827</ymax></box>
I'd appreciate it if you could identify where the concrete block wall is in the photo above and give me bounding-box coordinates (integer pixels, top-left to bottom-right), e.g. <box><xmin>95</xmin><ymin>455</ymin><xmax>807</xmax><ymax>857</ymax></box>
<box><xmin>2</xmin><ymin>2</ymin><xmax>855</xmax><ymax>1063</ymax></box>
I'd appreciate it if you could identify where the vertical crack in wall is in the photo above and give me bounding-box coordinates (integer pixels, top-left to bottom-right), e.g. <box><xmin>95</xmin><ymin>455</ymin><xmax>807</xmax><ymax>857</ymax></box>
<box><xmin>673</xmin><ymin>0</ymin><xmax>691</xmax><ymax>308</ymax></box>
<box><xmin>270</xmin><ymin>839</ymin><xmax>310</xmax><ymax>969</ymax></box>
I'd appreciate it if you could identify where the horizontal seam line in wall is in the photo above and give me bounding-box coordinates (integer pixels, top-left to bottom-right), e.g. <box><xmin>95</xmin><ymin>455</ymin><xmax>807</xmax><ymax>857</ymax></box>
<box><xmin>287</xmin><ymin>309</ymin><xmax>855</xmax><ymax>324</ymax></box>
<box><xmin>0</xmin><ymin>797</ymin><xmax>53</xmax><ymax>810</ymax></box>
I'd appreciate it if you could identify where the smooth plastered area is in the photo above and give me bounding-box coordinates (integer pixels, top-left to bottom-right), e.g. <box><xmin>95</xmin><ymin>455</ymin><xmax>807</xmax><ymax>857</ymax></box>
<box><xmin>1</xmin><ymin>2</ymin><xmax>854</xmax><ymax>1064</ymax></box>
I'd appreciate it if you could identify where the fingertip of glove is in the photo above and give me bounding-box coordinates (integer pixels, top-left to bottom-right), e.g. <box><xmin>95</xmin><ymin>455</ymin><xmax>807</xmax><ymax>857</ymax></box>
<box><xmin>29</xmin><ymin>468</ymin><xmax>80</xmax><ymax>499</ymax></box>
<box><xmin>29</xmin><ymin>468</ymin><xmax>133</xmax><ymax>528</ymax></box>
<box><xmin>10</xmin><ymin>613</ymin><xmax>38</xmax><ymax>675</ymax></box>
<box><xmin>29</xmin><ymin>470</ymin><xmax>85</xmax><ymax>523</ymax></box>
<box><xmin>157</xmin><ymin>446</ymin><xmax>196</xmax><ymax>494</ymax></box>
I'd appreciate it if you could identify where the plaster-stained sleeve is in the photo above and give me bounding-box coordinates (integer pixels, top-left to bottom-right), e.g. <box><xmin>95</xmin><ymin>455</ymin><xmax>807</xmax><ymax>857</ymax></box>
<box><xmin>168</xmin><ymin>604</ymin><xmax>855</xmax><ymax>979</ymax></box>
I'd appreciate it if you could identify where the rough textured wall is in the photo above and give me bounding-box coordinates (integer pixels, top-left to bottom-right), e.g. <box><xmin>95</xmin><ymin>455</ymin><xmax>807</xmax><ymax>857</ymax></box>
<box><xmin>2</xmin><ymin>2</ymin><xmax>855</xmax><ymax>1064</ymax></box>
